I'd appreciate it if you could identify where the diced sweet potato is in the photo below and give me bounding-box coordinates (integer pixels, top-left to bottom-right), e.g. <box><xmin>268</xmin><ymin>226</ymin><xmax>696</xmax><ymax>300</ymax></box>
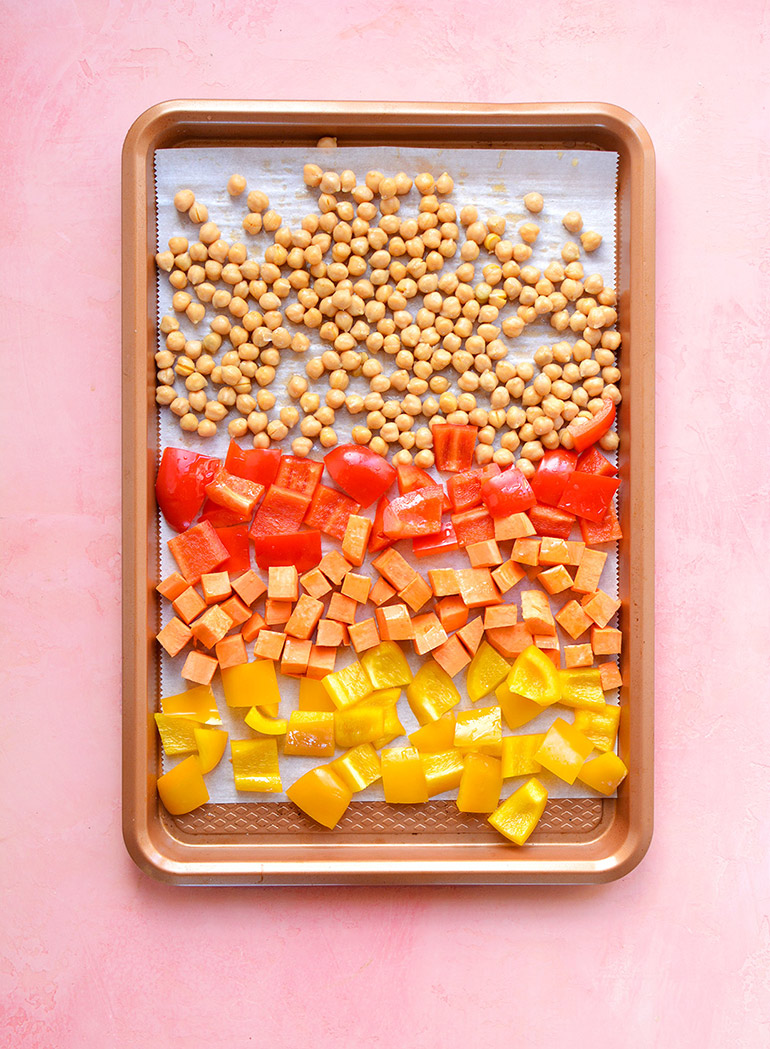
<box><xmin>538</xmin><ymin>538</ymin><xmax>570</xmax><ymax>566</ymax></box>
<box><xmin>341</xmin><ymin>514</ymin><xmax>373</xmax><ymax>567</ymax></box>
<box><xmin>520</xmin><ymin>589</ymin><xmax>556</xmax><ymax>636</ymax></box>
<box><xmin>281</xmin><ymin>637</ymin><xmax>312</xmax><ymax>676</ymax></box>
<box><xmin>156</xmin><ymin>571</ymin><xmax>189</xmax><ymax>601</ymax></box>
<box><xmin>348</xmin><ymin>618</ymin><xmax>381</xmax><ymax>654</ymax></box>
<box><xmin>598</xmin><ymin>661</ymin><xmax>623</xmax><ymax>690</ymax></box>
<box><xmin>267</xmin><ymin>565</ymin><xmax>299</xmax><ymax>601</ymax></box>
<box><xmin>306</xmin><ymin>645</ymin><xmax>338</xmax><ymax>679</ymax></box>
<box><xmin>538</xmin><ymin>565</ymin><xmax>574</xmax><ymax>596</ymax></box>
<box><xmin>412</xmin><ymin>613</ymin><xmax>449</xmax><ymax>655</ymax></box>
<box><xmin>241</xmin><ymin>610</ymin><xmax>266</xmax><ymax>644</ymax></box>
<box><xmin>219</xmin><ymin>594</ymin><xmax>252</xmax><ymax>627</ymax></box>
<box><xmin>466</xmin><ymin>538</ymin><xmax>503</xmax><ymax>568</ymax></box>
<box><xmin>375</xmin><ymin>603</ymin><xmax>414</xmax><ymax>641</ymax></box>
<box><xmin>369</xmin><ymin>576</ymin><xmax>397</xmax><ymax>606</ymax></box>
<box><xmin>483</xmin><ymin>604</ymin><xmax>518</xmax><ymax>630</ymax></box>
<box><xmin>436</xmin><ymin>594</ymin><xmax>469</xmax><ymax>634</ymax></box>
<box><xmin>565</xmin><ymin>541</ymin><xmax>586</xmax><ymax>567</ymax></box>
<box><xmin>572</xmin><ymin>548</ymin><xmax>608</xmax><ymax>594</ymax></box>
<box><xmin>181</xmin><ymin>650</ymin><xmax>218</xmax><ymax>686</ymax></box>
<box><xmin>156</xmin><ymin>616</ymin><xmax>193</xmax><ymax>657</ymax></box>
<box><xmin>457</xmin><ymin>568</ymin><xmax>500</xmax><ymax>608</ymax></box>
<box><xmin>534</xmin><ymin>633</ymin><xmax>559</xmax><ymax>650</ymax></box>
<box><xmin>485</xmin><ymin>622</ymin><xmax>532</xmax><ymax>659</ymax></box>
<box><xmin>201</xmin><ymin>571</ymin><xmax>232</xmax><ymax>605</ymax></box>
<box><xmin>371</xmin><ymin>548</ymin><xmax>417</xmax><ymax>591</ymax></box>
<box><xmin>512</xmin><ymin>538</ymin><xmax>541</xmax><ymax>566</ymax></box>
<box><xmin>215</xmin><ymin>633</ymin><xmax>248</xmax><ymax>669</ymax></box>
<box><xmin>398</xmin><ymin>573</ymin><xmax>433</xmax><ymax>613</ymax></box>
<box><xmin>231</xmin><ymin>569</ymin><xmax>267</xmax><ymax>606</ymax></box>
<box><xmin>327</xmin><ymin>591</ymin><xmax>358</xmax><ymax>625</ymax></box>
<box><xmin>591</xmin><ymin>626</ymin><xmax>622</xmax><ymax>655</ymax></box>
<box><xmin>555</xmin><ymin>599</ymin><xmax>593</xmax><ymax>640</ymax></box>
<box><xmin>253</xmin><ymin>629</ymin><xmax>286</xmax><ymax>661</ymax></box>
<box><xmin>341</xmin><ymin>572</ymin><xmax>372</xmax><ymax>605</ymax></box>
<box><xmin>457</xmin><ymin>616</ymin><xmax>485</xmax><ymax>655</ymax></box>
<box><xmin>172</xmin><ymin>586</ymin><xmax>207</xmax><ymax>626</ymax></box>
<box><xmin>300</xmin><ymin>568</ymin><xmax>332</xmax><ymax>600</ymax></box>
<box><xmin>490</xmin><ymin>559</ymin><xmax>526</xmax><ymax>594</ymax></box>
<box><xmin>432</xmin><ymin>634</ymin><xmax>472</xmax><ymax>678</ymax></box>
<box><xmin>285</xmin><ymin>593</ymin><xmax>324</xmax><ymax>640</ymax></box>
<box><xmin>316</xmin><ymin>618</ymin><xmax>346</xmax><ymax>647</ymax></box>
<box><xmin>494</xmin><ymin>512</ymin><xmax>536</xmax><ymax>541</ymax></box>
<box><xmin>583</xmin><ymin>589</ymin><xmax>621</xmax><ymax>628</ymax></box>
<box><xmin>318</xmin><ymin>550</ymin><xmax>352</xmax><ymax>586</ymax></box>
<box><xmin>190</xmin><ymin>605</ymin><xmax>234</xmax><ymax>649</ymax></box>
<box><xmin>564</xmin><ymin>643</ymin><xmax>593</xmax><ymax>668</ymax></box>
<box><xmin>427</xmin><ymin>568</ymin><xmax>460</xmax><ymax>597</ymax></box>
<box><xmin>265</xmin><ymin>598</ymin><xmax>293</xmax><ymax>626</ymax></box>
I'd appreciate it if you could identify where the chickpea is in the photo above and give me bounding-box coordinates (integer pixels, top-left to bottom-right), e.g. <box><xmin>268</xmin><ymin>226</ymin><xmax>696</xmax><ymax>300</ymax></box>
<box><xmin>173</xmin><ymin>189</ymin><xmax>195</xmax><ymax>213</ymax></box>
<box><xmin>523</xmin><ymin>191</ymin><xmax>544</xmax><ymax>213</ymax></box>
<box><xmin>507</xmin><ymin>376</ymin><xmax>525</xmax><ymax>400</ymax></box>
<box><xmin>188</xmin><ymin>391</ymin><xmax>207</xmax><ymax>412</ymax></box>
<box><xmin>599</xmin><ymin>430</ymin><xmax>620</xmax><ymax>452</ymax></box>
<box><xmin>583</xmin><ymin>376</ymin><xmax>606</xmax><ymax>398</ymax></box>
<box><xmin>155</xmin><ymin>385</ymin><xmax>176</xmax><ymax>406</ymax></box>
<box><xmin>178</xmin><ymin>412</ymin><xmax>198</xmax><ymax>432</ymax></box>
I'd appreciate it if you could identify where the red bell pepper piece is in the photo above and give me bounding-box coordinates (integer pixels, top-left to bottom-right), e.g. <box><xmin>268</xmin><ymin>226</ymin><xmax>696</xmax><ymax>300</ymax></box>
<box><xmin>368</xmin><ymin>496</ymin><xmax>393</xmax><ymax>553</ymax></box>
<box><xmin>225</xmin><ymin>441</ymin><xmax>281</xmax><ymax>488</ymax></box>
<box><xmin>412</xmin><ymin>518</ymin><xmax>460</xmax><ymax>558</ymax></box>
<box><xmin>205</xmin><ymin>468</ymin><xmax>265</xmax><ymax>518</ymax></box>
<box><xmin>530</xmin><ymin>449</ymin><xmax>578</xmax><ymax>507</ymax></box>
<box><xmin>167</xmin><ymin>520</ymin><xmax>230</xmax><ymax>584</ymax></box>
<box><xmin>433</xmin><ymin>423</ymin><xmax>478</xmax><ymax>472</ymax></box>
<box><xmin>396</xmin><ymin>461</ymin><xmax>435</xmax><ymax>495</ymax></box>
<box><xmin>249</xmin><ymin>486</ymin><xmax>311</xmax><ymax>541</ymax></box>
<box><xmin>481</xmin><ymin>467</ymin><xmax>537</xmax><ymax>517</ymax></box>
<box><xmin>576</xmin><ymin>446</ymin><xmax>618</xmax><ymax>477</ymax></box>
<box><xmin>567</xmin><ymin>397</ymin><xmax>616</xmax><ymax>453</ymax></box>
<box><xmin>446</xmin><ymin>464</ymin><xmax>501</xmax><ymax>513</ymax></box>
<box><xmin>451</xmin><ymin>505</ymin><xmax>495</xmax><ymax>546</ymax></box>
<box><xmin>528</xmin><ymin>504</ymin><xmax>576</xmax><ymax>540</ymax></box>
<box><xmin>198</xmin><ymin>498</ymin><xmax>251</xmax><ymax>528</ymax></box>
<box><xmin>304</xmin><ymin>484</ymin><xmax>361</xmax><ymax>541</ymax></box>
<box><xmin>558</xmin><ymin>472</ymin><xmax>620</xmax><ymax>523</ymax></box>
<box><xmin>324</xmin><ymin>445</ymin><xmax>396</xmax><ymax>508</ymax></box>
<box><xmin>274</xmin><ymin>456</ymin><xmax>324</xmax><ymax>497</ymax></box>
<box><xmin>579</xmin><ymin>503</ymin><xmax>623</xmax><ymax>544</ymax></box>
<box><xmin>155</xmin><ymin>448</ymin><xmax>221</xmax><ymax>533</ymax></box>
<box><xmin>214</xmin><ymin>524</ymin><xmax>251</xmax><ymax>574</ymax></box>
<box><xmin>252</xmin><ymin>530</ymin><xmax>323</xmax><ymax>573</ymax></box>
<box><xmin>383</xmin><ymin>486</ymin><xmax>443</xmax><ymax>540</ymax></box>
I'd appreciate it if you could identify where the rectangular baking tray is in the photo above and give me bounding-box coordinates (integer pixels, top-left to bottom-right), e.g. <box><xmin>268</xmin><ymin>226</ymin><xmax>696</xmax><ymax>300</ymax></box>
<box><xmin>122</xmin><ymin>100</ymin><xmax>655</xmax><ymax>885</ymax></box>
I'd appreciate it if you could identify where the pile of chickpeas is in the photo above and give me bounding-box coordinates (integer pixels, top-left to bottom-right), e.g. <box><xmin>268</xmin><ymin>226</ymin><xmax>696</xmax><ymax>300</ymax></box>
<box><xmin>154</xmin><ymin>151</ymin><xmax>621</xmax><ymax>479</ymax></box>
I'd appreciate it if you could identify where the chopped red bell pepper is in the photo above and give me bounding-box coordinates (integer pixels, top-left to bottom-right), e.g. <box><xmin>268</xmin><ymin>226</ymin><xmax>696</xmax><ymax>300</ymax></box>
<box><xmin>225</xmin><ymin>441</ymin><xmax>282</xmax><ymax>488</ymax></box>
<box><xmin>274</xmin><ymin>456</ymin><xmax>324</xmax><ymax>497</ymax></box>
<box><xmin>205</xmin><ymin>468</ymin><xmax>265</xmax><ymax>518</ymax></box>
<box><xmin>383</xmin><ymin>486</ymin><xmax>444</xmax><ymax>540</ymax></box>
<box><xmin>528</xmin><ymin>504</ymin><xmax>576</xmax><ymax>540</ymax></box>
<box><xmin>558</xmin><ymin>472</ymin><xmax>620</xmax><ymax>523</ymax></box>
<box><xmin>446</xmin><ymin>464</ymin><xmax>501</xmax><ymax>513</ymax></box>
<box><xmin>198</xmin><ymin>498</ymin><xmax>251</xmax><ymax>528</ymax></box>
<box><xmin>167</xmin><ymin>520</ymin><xmax>230</xmax><ymax>584</ymax></box>
<box><xmin>576</xmin><ymin>445</ymin><xmax>618</xmax><ymax>477</ymax></box>
<box><xmin>304</xmin><ymin>484</ymin><xmax>361</xmax><ymax>541</ymax></box>
<box><xmin>214</xmin><ymin>524</ymin><xmax>251</xmax><ymax>574</ymax></box>
<box><xmin>433</xmin><ymin>423</ymin><xmax>478</xmax><ymax>472</ymax></box>
<box><xmin>252</xmin><ymin>530</ymin><xmax>323</xmax><ymax>573</ymax></box>
<box><xmin>451</xmin><ymin>505</ymin><xmax>495</xmax><ymax>546</ymax></box>
<box><xmin>412</xmin><ymin>518</ymin><xmax>460</xmax><ymax>558</ymax></box>
<box><xmin>530</xmin><ymin>449</ymin><xmax>578</xmax><ymax>507</ymax></box>
<box><xmin>249</xmin><ymin>486</ymin><xmax>311</xmax><ymax>541</ymax></box>
<box><xmin>396</xmin><ymin>461</ymin><xmax>435</xmax><ymax>495</ymax></box>
<box><xmin>579</xmin><ymin>503</ymin><xmax>623</xmax><ymax>544</ymax></box>
<box><xmin>155</xmin><ymin>448</ymin><xmax>221</xmax><ymax>533</ymax></box>
<box><xmin>567</xmin><ymin>397</ymin><xmax>616</xmax><ymax>453</ymax></box>
<box><xmin>481</xmin><ymin>467</ymin><xmax>537</xmax><ymax>517</ymax></box>
<box><xmin>324</xmin><ymin>445</ymin><xmax>396</xmax><ymax>507</ymax></box>
<box><xmin>368</xmin><ymin>496</ymin><xmax>393</xmax><ymax>553</ymax></box>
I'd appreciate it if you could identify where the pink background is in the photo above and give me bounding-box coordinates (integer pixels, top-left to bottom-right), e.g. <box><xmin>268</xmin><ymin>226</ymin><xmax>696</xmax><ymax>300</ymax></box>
<box><xmin>2</xmin><ymin>1</ymin><xmax>768</xmax><ymax>1046</ymax></box>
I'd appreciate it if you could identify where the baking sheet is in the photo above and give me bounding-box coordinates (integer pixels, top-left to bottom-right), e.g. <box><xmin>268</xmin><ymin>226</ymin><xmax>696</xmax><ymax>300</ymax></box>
<box><xmin>154</xmin><ymin>144</ymin><xmax>620</xmax><ymax>803</ymax></box>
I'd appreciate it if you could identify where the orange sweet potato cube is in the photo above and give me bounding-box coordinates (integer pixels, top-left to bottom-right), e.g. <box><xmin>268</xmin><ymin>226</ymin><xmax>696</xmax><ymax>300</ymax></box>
<box><xmin>156</xmin><ymin>571</ymin><xmax>189</xmax><ymax>601</ymax></box>
<box><xmin>564</xmin><ymin>643</ymin><xmax>594</xmax><ymax>668</ymax></box>
<box><xmin>253</xmin><ymin>629</ymin><xmax>286</xmax><ymax>661</ymax></box>
<box><xmin>231</xmin><ymin>569</ymin><xmax>267</xmax><ymax>606</ymax></box>
<box><xmin>219</xmin><ymin>594</ymin><xmax>252</xmax><ymax>627</ymax></box>
<box><xmin>427</xmin><ymin>568</ymin><xmax>460</xmax><ymax>597</ymax></box>
<box><xmin>398</xmin><ymin>573</ymin><xmax>433</xmax><ymax>613</ymax></box>
<box><xmin>265</xmin><ymin>598</ymin><xmax>293</xmax><ymax>626</ymax></box>
<box><xmin>306</xmin><ymin>645</ymin><xmax>338</xmax><ymax>679</ymax></box>
<box><xmin>520</xmin><ymin>590</ymin><xmax>556</xmax><ymax>636</ymax></box>
<box><xmin>375</xmin><ymin>603</ymin><xmax>414</xmax><ymax>641</ymax></box>
<box><xmin>285</xmin><ymin>593</ymin><xmax>325</xmax><ymax>640</ymax></box>
<box><xmin>327</xmin><ymin>591</ymin><xmax>358</xmax><ymax>625</ymax></box>
<box><xmin>436</xmin><ymin>594</ymin><xmax>468</xmax><ymax>634</ymax></box>
<box><xmin>190</xmin><ymin>604</ymin><xmax>234</xmax><ymax>648</ymax></box>
<box><xmin>457</xmin><ymin>616</ymin><xmax>485</xmax><ymax>655</ymax></box>
<box><xmin>538</xmin><ymin>565</ymin><xmax>574</xmax><ymax>596</ymax></box>
<box><xmin>457</xmin><ymin>568</ymin><xmax>500</xmax><ymax>608</ymax></box>
<box><xmin>573</xmin><ymin>549</ymin><xmax>608</xmax><ymax>594</ymax></box>
<box><xmin>215</xmin><ymin>632</ymin><xmax>248</xmax><ymax>669</ymax></box>
<box><xmin>466</xmin><ymin>538</ymin><xmax>503</xmax><ymax>568</ymax></box>
<box><xmin>491</xmin><ymin>559</ymin><xmax>526</xmax><ymax>594</ymax></box>
<box><xmin>181</xmin><ymin>649</ymin><xmax>218</xmax><ymax>686</ymax></box>
<box><xmin>348</xmin><ymin>618</ymin><xmax>381</xmax><ymax>654</ymax></box>
<box><xmin>555</xmin><ymin>599</ymin><xmax>593</xmax><ymax>640</ymax></box>
<box><xmin>281</xmin><ymin>637</ymin><xmax>312</xmax><ymax>676</ymax></box>
<box><xmin>369</xmin><ymin>576</ymin><xmax>396</xmax><ymax>606</ymax></box>
<box><xmin>512</xmin><ymin>538</ymin><xmax>541</xmax><ymax>566</ymax></box>
<box><xmin>494</xmin><ymin>512</ymin><xmax>537</xmax><ymax>541</ymax></box>
<box><xmin>486</xmin><ymin>622</ymin><xmax>532</xmax><ymax>659</ymax></box>
<box><xmin>538</xmin><ymin>538</ymin><xmax>570</xmax><ymax>566</ymax></box>
<box><xmin>156</xmin><ymin>616</ymin><xmax>193</xmax><ymax>657</ymax></box>
<box><xmin>341</xmin><ymin>572</ymin><xmax>372</xmax><ymax>605</ymax></box>
<box><xmin>201</xmin><ymin>571</ymin><xmax>232</xmax><ymax>605</ymax></box>
<box><xmin>583</xmin><ymin>589</ymin><xmax>621</xmax><ymax>629</ymax></box>
<box><xmin>372</xmin><ymin>548</ymin><xmax>417</xmax><ymax>591</ymax></box>
<box><xmin>483</xmin><ymin>604</ymin><xmax>518</xmax><ymax>630</ymax></box>
<box><xmin>319</xmin><ymin>550</ymin><xmax>352</xmax><ymax>586</ymax></box>
<box><xmin>341</xmin><ymin>514</ymin><xmax>373</xmax><ymax>567</ymax></box>
<box><xmin>591</xmin><ymin>626</ymin><xmax>622</xmax><ymax>655</ymax></box>
<box><xmin>300</xmin><ymin>568</ymin><xmax>332</xmax><ymax>600</ymax></box>
<box><xmin>599</xmin><ymin>661</ymin><xmax>623</xmax><ymax>690</ymax></box>
<box><xmin>432</xmin><ymin>634</ymin><xmax>472</xmax><ymax>678</ymax></box>
<box><xmin>241</xmin><ymin>609</ymin><xmax>266</xmax><ymax>644</ymax></box>
<box><xmin>412</xmin><ymin>612</ymin><xmax>448</xmax><ymax>656</ymax></box>
<box><xmin>565</xmin><ymin>541</ymin><xmax>586</xmax><ymax>567</ymax></box>
<box><xmin>172</xmin><ymin>586</ymin><xmax>207</xmax><ymax>625</ymax></box>
<box><xmin>268</xmin><ymin>565</ymin><xmax>299</xmax><ymax>601</ymax></box>
<box><xmin>316</xmin><ymin>618</ymin><xmax>346</xmax><ymax>647</ymax></box>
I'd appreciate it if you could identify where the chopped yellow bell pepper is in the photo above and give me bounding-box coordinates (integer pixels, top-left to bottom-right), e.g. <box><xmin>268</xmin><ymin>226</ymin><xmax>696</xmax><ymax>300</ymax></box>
<box><xmin>286</xmin><ymin>765</ymin><xmax>352</xmax><ymax>828</ymax></box>
<box><xmin>244</xmin><ymin>707</ymin><xmax>288</xmax><ymax>736</ymax></box>
<box><xmin>405</xmin><ymin>660</ymin><xmax>460</xmax><ymax>725</ymax></box>
<box><xmin>371</xmin><ymin>703</ymin><xmax>405</xmax><ymax>749</ymax></box>
<box><xmin>221</xmin><ymin>659</ymin><xmax>281</xmax><ymax>709</ymax></box>
<box><xmin>457</xmin><ymin>753</ymin><xmax>503</xmax><ymax>813</ymax></box>
<box><xmin>334</xmin><ymin>705</ymin><xmax>386</xmax><ymax>748</ymax></box>
<box><xmin>557</xmin><ymin>667</ymin><xmax>605</xmax><ymax>711</ymax></box>
<box><xmin>501</xmin><ymin>734</ymin><xmax>545</xmax><ymax>778</ymax></box>
<box><xmin>362</xmin><ymin>686</ymin><xmax>402</xmax><ymax>710</ymax></box>
<box><xmin>466</xmin><ymin>641</ymin><xmax>511</xmax><ymax>703</ymax></box>
<box><xmin>157</xmin><ymin>755</ymin><xmax>209</xmax><ymax>815</ymax></box>
<box><xmin>507</xmin><ymin>644</ymin><xmax>561</xmax><ymax>706</ymax></box>
<box><xmin>154</xmin><ymin>713</ymin><xmax>199</xmax><ymax>755</ymax></box>
<box><xmin>330</xmin><ymin>743</ymin><xmax>382</xmax><ymax>792</ymax></box>
<box><xmin>573</xmin><ymin>704</ymin><xmax>621</xmax><ymax>752</ymax></box>
<box><xmin>422</xmin><ymin>750</ymin><xmax>465</xmax><ymax>796</ymax></box>
<box><xmin>454</xmin><ymin>705</ymin><xmax>503</xmax><ymax>753</ymax></box>
<box><xmin>298</xmin><ymin>676</ymin><xmax>337</xmax><ymax>712</ymax></box>
<box><xmin>381</xmin><ymin>747</ymin><xmax>429</xmax><ymax>803</ymax></box>
<box><xmin>193</xmin><ymin>726</ymin><xmax>228</xmax><ymax>773</ymax></box>
<box><xmin>322</xmin><ymin>660</ymin><xmax>373</xmax><ymax>710</ymax></box>
<box><xmin>360</xmin><ymin>641</ymin><xmax>413</xmax><ymax>690</ymax></box>
<box><xmin>231</xmin><ymin>738</ymin><xmax>282</xmax><ymax>792</ymax></box>
<box><xmin>161</xmin><ymin>684</ymin><xmax>222</xmax><ymax>725</ymax></box>
<box><xmin>495</xmin><ymin>682</ymin><xmax>543</xmax><ymax>730</ymax></box>
<box><xmin>283</xmin><ymin>710</ymin><xmax>335</xmax><ymax>757</ymax></box>
<box><xmin>258</xmin><ymin>701</ymin><xmax>280</xmax><ymax>718</ymax></box>
<box><xmin>577</xmin><ymin>751</ymin><xmax>628</xmax><ymax>795</ymax></box>
<box><xmin>534</xmin><ymin>718</ymin><xmax>594</xmax><ymax>784</ymax></box>
<box><xmin>409</xmin><ymin>712</ymin><xmax>456</xmax><ymax>752</ymax></box>
<box><xmin>488</xmin><ymin>777</ymin><xmax>548</xmax><ymax>844</ymax></box>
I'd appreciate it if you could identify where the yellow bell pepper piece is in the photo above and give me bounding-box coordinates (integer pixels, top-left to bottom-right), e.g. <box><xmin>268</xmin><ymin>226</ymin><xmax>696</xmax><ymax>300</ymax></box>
<box><xmin>258</xmin><ymin>701</ymin><xmax>280</xmax><ymax>718</ymax></box>
<box><xmin>577</xmin><ymin>751</ymin><xmax>628</xmax><ymax>795</ymax></box>
<box><xmin>287</xmin><ymin>765</ymin><xmax>352</xmax><ymax>828</ymax></box>
<box><xmin>573</xmin><ymin>704</ymin><xmax>621</xmax><ymax>752</ymax></box>
<box><xmin>298</xmin><ymin>676</ymin><xmax>337</xmax><ymax>712</ymax></box>
<box><xmin>330</xmin><ymin>743</ymin><xmax>382</xmax><ymax>792</ymax></box>
<box><xmin>371</xmin><ymin>703</ymin><xmax>405</xmax><ymax>749</ymax></box>
<box><xmin>154</xmin><ymin>713</ymin><xmax>199</xmax><ymax>755</ymax></box>
<box><xmin>422</xmin><ymin>750</ymin><xmax>465</xmax><ymax>796</ymax></box>
<box><xmin>501</xmin><ymin>734</ymin><xmax>545</xmax><ymax>778</ymax></box>
<box><xmin>360</xmin><ymin>641</ymin><xmax>413</xmax><ymax>690</ymax></box>
<box><xmin>409</xmin><ymin>712</ymin><xmax>456</xmax><ymax>752</ymax></box>
<box><xmin>454</xmin><ymin>706</ymin><xmax>503</xmax><ymax>753</ymax></box>
<box><xmin>334</xmin><ymin>706</ymin><xmax>385</xmax><ymax>748</ymax></box>
<box><xmin>466</xmin><ymin>641</ymin><xmax>511</xmax><ymax>703</ymax></box>
<box><xmin>381</xmin><ymin>747</ymin><xmax>429</xmax><ymax>803</ymax></box>
<box><xmin>221</xmin><ymin>659</ymin><xmax>281</xmax><ymax>709</ymax></box>
<box><xmin>362</xmin><ymin>686</ymin><xmax>402</xmax><ymax>710</ymax></box>
<box><xmin>507</xmin><ymin>645</ymin><xmax>561</xmax><ymax>706</ymax></box>
<box><xmin>322</xmin><ymin>660</ymin><xmax>373</xmax><ymax>710</ymax></box>
<box><xmin>488</xmin><ymin>777</ymin><xmax>548</xmax><ymax>845</ymax></box>
<box><xmin>495</xmin><ymin>682</ymin><xmax>543</xmax><ymax>730</ymax></box>
<box><xmin>534</xmin><ymin>717</ymin><xmax>594</xmax><ymax>784</ymax></box>
<box><xmin>244</xmin><ymin>707</ymin><xmax>288</xmax><ymax>736</ymax></box>
<box><xmin>283</xmin><ymin>710</ymin><xmax>335</xmax><ymax>757</ymax></box>
<box><xmin>157</xmin><ymin>755</ymin><xmax>209</xmax><ymax>815</ymax></box>
<box><xmin>193</xmin><ymin>726</ymin><xmax>228</xmax><ymax>773</ymax></box>
<box><xmin>457</xmin><ymin>753</ymin><xmax>503</xmax><ymax>813</ymax></box>
<box><xmin>406</xmin><ymin>659</ymin><xmax>461</xmax><ymax>725</ymax></box>
<box><xmin>557</xmin><ymin>667</ymin><xmax>605</xmax><ymax>711</ymax></box>
<box><xmin>231</xmin><ymin>738</ymin><xmax>282</xmax><ymax>792</ymax></box>
<box><xmin>161</xmin><ymin>684</ymin><xmax>222</xmax><ymax>725</ymax></box>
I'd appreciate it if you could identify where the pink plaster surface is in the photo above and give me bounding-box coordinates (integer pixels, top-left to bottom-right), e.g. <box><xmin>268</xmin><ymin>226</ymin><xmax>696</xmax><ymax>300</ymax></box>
<box><xmin>1</xmin><ymin>1</ymin><xmax>768</xmax><ymax>1046</ymax></box>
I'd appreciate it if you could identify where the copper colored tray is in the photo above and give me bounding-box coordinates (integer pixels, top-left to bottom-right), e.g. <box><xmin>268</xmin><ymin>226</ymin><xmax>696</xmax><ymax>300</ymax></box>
<box><xmin>122</xmin><ymin>101</ymin><xmax>655</xmax><ymax>885</ymax></box>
